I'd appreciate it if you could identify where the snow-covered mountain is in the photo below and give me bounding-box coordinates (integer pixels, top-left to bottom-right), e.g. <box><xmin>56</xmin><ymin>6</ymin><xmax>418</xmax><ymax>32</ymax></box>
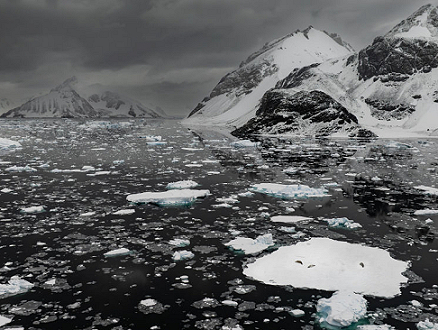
<box><xmin>184</xmin><ymin>27</ymin><xmax>354</xmax><ymax>127</ymax></box>
<box><xmin>1</xmin><ymin>77</ymin><xmax>163</xmax><ymax>119</ymax></box>
<box><xmin>0</xmin><ymin>98</ymin><xmax>14</xmax><ymax>114</ymax></box>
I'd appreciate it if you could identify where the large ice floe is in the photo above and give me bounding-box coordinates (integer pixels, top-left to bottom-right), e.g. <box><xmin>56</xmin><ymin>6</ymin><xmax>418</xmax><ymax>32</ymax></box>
<box><xmin>127</xmin><ymin>189</ymin><xmax>210</xmax><ymax>207</ymax></box>
<box><xmin>0</xmin><ymin>138</ymin><xmax>21</xmax><ymax>150</ymax></box>
<box><xmin>243</xmin><ymin>238</ymin><xmax>409</xmax><ymax>298</ymax></box>
<box><xmin>316</xmin><ymin>291</ymin><xmax>367</xmax><ymax>329</ymax></box>
<box><xmin>225</xmin><ymin>233</ymin><xmax>275</xmax><ymax>254</ymax></box>
<box><xmin>250</xmin><ymin>183</ymin><xmax>329</xmax><ymax>199</ymax></box>
<box><xmin>0</xmin><ymin>276</ymin><xmax>34</xmax><ymax>298</ymax></box>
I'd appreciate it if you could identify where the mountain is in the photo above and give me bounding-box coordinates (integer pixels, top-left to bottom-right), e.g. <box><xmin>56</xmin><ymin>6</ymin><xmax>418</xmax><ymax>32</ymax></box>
<box><xmin>184</xmin><ymin>27</ymin><xmax>354</xmax><ymax>127</ymax></box>
<box><xmin>0</xmin><ymin>98</ymin><xmax>14</xmax><ymax>113</ymax></box>
<box><xmin>1</xmin><ymin>77</ymin><xmax>163</xmax><ymax>119</ymax></box>
<box><xmin>234</xmin><ymin>4</ymin><xmax>438</xmax><ymax>137</ymax></box>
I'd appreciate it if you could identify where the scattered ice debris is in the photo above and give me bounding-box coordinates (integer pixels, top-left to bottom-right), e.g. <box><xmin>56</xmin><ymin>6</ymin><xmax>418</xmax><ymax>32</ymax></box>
<box><xmin>243</xmin><ymin>238</ymin><xmax>409</xmax><ymax>297</ymax></box>
<box><xmin>230</xmin><ymin>140</ymin><xmax>260</xmax><ymax>148</ymax></box>
<box><xmin>0</xmin><ymin>315</ymin><xmax>12</xmax><ymax>327</ymax></box>
<box><xmin>169</xmin><ymin>238</ymin><xmax>190</xmax><ymax>247</ymax></box>
<box><xmin>112</xmin><ymin>209</ymin><xmax>135</xmax><ymax>215</ymax></box>
<box><xmin>417</xmin><ymin>319</ymin><xmax>438</xmax><ymax>330</ymax></box>
<box><xmin>225</xmin><ymin>233</ymin><xmax>275</xmax><ymax>255</ymax></box>
<box><xmin>20</xmin><ymin>206</ymin><xmax>45</xmax><ymax>214</ymax></box>
<box><xmin>316</xmin><ymin>291</ymin><xmax>367</xmax><ymax>328</ymax></box>
<box><xmin>138</xmin><ymin>298</ymin><xmax>167</xmax><ymax>314</ymax></box>
<box><xmin>322</xmin><ymin>217</ymin><xmax>362</xmax><ymax>229</ymax></box>
<box><xmin>271</xmin><ymin>215</ymin><xmax>313</xmax><ymax>224</ymax></box>
<box><xmin>250</xmin><ymin>183</ymin><xmax>329</xmax><ymax>199</ymax></box>
<box><xmin>0</xmin><ymin>276</ymin><xmax>34</xmax><ymax>298</ymax></box>
<box><xmin>0</xmin><ymin>138</ymin><xmax>21</xmax><ymax>150</ymax></box>
<box><xmin>290</xmin><ymin>309</ymin><xmax>305</xmax><ymax>317</ymax></box>
<box><xmin>192</xmin><ymin>297</ymin><xmax>220</xmax><ymax>309</ymax></box>
<box><xmin>127</xmin><ymin>189</ymin><xmax>210</xmax><ymax>207</ymax></box>
<box><xmin>172</xmin><ymin>250</ymin><xmax>194</xmax><ymax>261</ymax></box>
<box><xmin>104</xmin><ymin>248</ymin><xmax>131</xmax><ymax>257</ymax></box>
<box><xmin>415</xmin><ymin>185</ymin><xmax>438</xmax><ymax>196</ymax></box>
<box><xmin>5</xmin><ymin>165</ymin><xmax>37</xmax><ymax>172</ymax></box>
<box><xmin>166</xmin><ymin>180</ymin><xmax>199</xmax><ymax>190</ymax></box>
<box><xmin>414</xmin><ymin>209</ymin><xmax>438</xmax><ymax>215</ymax></box>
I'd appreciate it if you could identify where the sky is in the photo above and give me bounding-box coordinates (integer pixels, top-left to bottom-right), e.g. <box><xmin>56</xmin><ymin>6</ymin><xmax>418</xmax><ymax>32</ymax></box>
<box><xmin>0</xmin><ymin>0</ymin><xmax>433</xmax><ymax>116</ymax></box>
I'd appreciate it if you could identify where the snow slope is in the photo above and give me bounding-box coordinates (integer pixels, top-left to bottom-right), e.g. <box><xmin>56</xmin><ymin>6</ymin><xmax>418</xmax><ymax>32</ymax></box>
<box><xmin>184</xmin><ymin>27</ymin><xmax>354</xmax><ymax>127</ymax></box>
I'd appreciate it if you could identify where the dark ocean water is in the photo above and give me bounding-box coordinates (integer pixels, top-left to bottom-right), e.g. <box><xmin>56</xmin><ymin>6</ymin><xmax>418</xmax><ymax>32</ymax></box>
<box><xmin>0</xmin><ymin>119</ymin><xmax>437</xmax><ymax>329</ymax></box>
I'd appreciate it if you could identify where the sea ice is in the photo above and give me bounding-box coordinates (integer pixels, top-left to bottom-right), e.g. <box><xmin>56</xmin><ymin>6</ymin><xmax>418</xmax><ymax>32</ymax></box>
<box><xmin>169</xmin><ymin>239</ymin><xmax>190</xmax><ymax>247</ymax></box>
<box><xmin>0</xmin><ymin>276</ymin><xmax>34</xmax><ymax>298</ymax></box>
<box><xmin>230</xmin><ymin>140</ymin><xmax>260</xmax><ymax>148</ymax></box>
<box><xmin>166</xmin><ymin>180</ymin><xmax>199</xmax><ymax>190</ymax></box>
<box><xmin>271</xmin><ymin>215</ymin><xmax>313</xmax><ymax>224</ymax></box>
<box><xmin>322</xmin><ymin>217</ymin><xmax>362</xmax><ymax>229</ymax></box>
<box><xmin>20</xmin><ymin>206</ymin><xmax>45</xmax><ymax>214</ymax></box>
<box><xmin>127</xmin><ymin>189</ymin><xmax>210</xmax><ymax>207</ymax></box>
<box><xmin>243</xmin><ymin>238</ymin><xmax>409</xmax><ymax>297</ymax></box>
<box><xmin>415</xmin><ymin>185</ymin><xmax>438</xmax><ymax>196</ymax></box>
<box><xmin>225</xmin><ymin>233</ymin><xmax>275</xmax><ymax>255</ymax></box>
<box><xmin>112</xmin><ymin>209</ymin><xmax>135</xmax><ymax>215</ymax></box>
<box><xmin>5</xmin><ymin>165</ymin><xmax>37</xmax><ymax>172</ymax></box>
<box><xmin>316</xmin><ymin>291</ymin><xmax>367</xmax><ymax>328</ymax></box>
<box><xmin>356</xmin><ymin>326</ymin><xmax>395</xmax><ymax>330</ymax></box>
<box><xmin>0</xmin><ymin>315</ymin><xmax>12</xmax><ymax>327</ymax></box>
<box><xmin>414</xmin><ymin>209</ymin><xmax>438</xmax><ymax>215</ymax></box>
<box><xmin>172</xmin><ymin>250</ymin><xmax>194</xmax><ymax>261</ymax></box>
<box><xmin>104</xmin><ymin>248</ymin><xmax>131</xmax><ymax>257</ymax></box>
<box><xmin>250</xmin><ymin>183</ymin><xmax>329</xmax><ymax>199</ymax></box>
<box><xmin>417</xmin><ymin>319</ymin><xmax>438</xmax><ymax>330</ymax></box>
<box><xmin>0</xmin><ymin>138</ymin><xmax>21</xmax><ymax>150</ymax></box>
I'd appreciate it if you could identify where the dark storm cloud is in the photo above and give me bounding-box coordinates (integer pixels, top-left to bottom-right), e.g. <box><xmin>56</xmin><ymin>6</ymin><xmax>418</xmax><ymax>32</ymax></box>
<box><xmin>0</xmin><ymin>0</ymin><xmax>433</xmax><ymax>115</ymax></box>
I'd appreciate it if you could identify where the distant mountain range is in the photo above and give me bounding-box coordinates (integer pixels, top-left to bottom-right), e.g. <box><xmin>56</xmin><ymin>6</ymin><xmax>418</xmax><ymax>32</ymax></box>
<box><xmin>186</xmin><ymin>4</ymin><xmax>438</xmax><ymax>138</ymax></box>
<box><xmin>1</xmin><ymin>77</ymin><xmax>165</xmax><ymax>119</ymax></box>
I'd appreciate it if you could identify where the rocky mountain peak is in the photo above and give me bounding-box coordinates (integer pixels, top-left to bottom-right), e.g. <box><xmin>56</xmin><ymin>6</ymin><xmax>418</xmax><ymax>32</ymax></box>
<box><xmin>385</xmin><ymin>4</ymin><xmax>438</xmax><ymax>41</ymax></box>
<box><xmin>51</xmin><ymin>76</ymin><xmax>78</xmax><ymax>92</ymax></box>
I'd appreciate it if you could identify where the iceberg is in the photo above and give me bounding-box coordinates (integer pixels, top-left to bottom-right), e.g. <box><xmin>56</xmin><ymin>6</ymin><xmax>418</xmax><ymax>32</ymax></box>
<box><xmin>127</xmin><ymin>189</ymin><xmax>210</xmax><ymax>207</ymax></box>
<box><xmin>166</xmin><ymin>180</ymin><xmax>199</xmax><ymax>190</ymax></box>
<box><xmin>243</xmin><ymin>238</ymin><xmax>409</xmax><ymax>297</ymax></box>
<box><xmin>0</xmin><ymin>276</ymin><xmax>34</xmax><ymax>298</ymax></box>
<box><xmin>316</xmin><ymin>291</ymin><xmax>367</xmax><ymax>328</ymax></box>
<box><xmin>225</xmin><ymin>233</ymin><xmax>275</xmax><ymax>255</ymax></box>
<box><xmin>104</xmin><ymin>248</ymin><xmax>131</xmax><ymax>257</ymax></box>
<box><xmin>271</xmin><ymin>215</ymin><xmax>313</xmax><ymax>224</ymax></box>
<box><xmin>322</xmin><ymin>217</ymin><xmax>362</xmax><ymax>229</ymax></box>
<box><xmin>250</xmin><ymin>183</ymin><xmax>329</xmax><ymax>199</ymax></box>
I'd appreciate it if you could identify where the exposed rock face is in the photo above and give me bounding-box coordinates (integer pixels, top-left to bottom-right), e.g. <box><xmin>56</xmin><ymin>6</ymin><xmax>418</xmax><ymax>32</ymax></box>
<box><xmin>232</xmin><ymin>90</ymin><xmax>369</xmax><ymax>137</ymax></box>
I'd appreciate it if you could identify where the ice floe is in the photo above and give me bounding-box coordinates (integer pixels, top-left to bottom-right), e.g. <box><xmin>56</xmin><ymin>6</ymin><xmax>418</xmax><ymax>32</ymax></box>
<box><xmin>0</xmin><ymin>138</ymin><xmax>21</xmax><ymax>150</ymax></box>
<box><xmin>271</xmin><ymin>215</ymin><xmax>313</xmax><ymax>224</ymax></box>
<box><xmin>104</xmin><ymin>248</ymin><xmax>131</xmax><ymax>257</ymax></box>
<box><xmin>250</xmin><ymin>183</ymin><xmax>329</xmax><ymax>199</ymax></box>
<box><xmin>5</xmin><ymin>165</ymin><xmax>36</xmax><ymax>172</ymax></box>
<box><xmin>316</xmin><ymin>291</ymin><xmax>367</xmax><ymax>328</ymax></box>
<box><xmin>172</xmin><ymin>250</ymin><xmax>194</xmax><ymax>261</ymax></box>
<box><xmin>322</xmin><ymin>217</ymin><xmax>362</xmax><ymax>229</ymax></box>
<box><xmin>417</xmin><ymin>319</ymin><xmax>438</xmax><ymax>330</ymax></box>
<box><xmin>0</xmin><ymin>276</ymin><xmax>34</xmax><ymax>298</ymax></box>
<box><xmin>20</xmin><ymin>206</ymin><xmax>45</xmax><ymax>214</ymax></box>
<box><xmin>243</xmin><ymin>238</ymin><xmax>409</xmax><ymax>297</ymax></box>
<box><xmin>414</xmin><ymin>209</ymin><xmax>438</xmax><ymax>215</ymax></box>
<box><xmin>0</xmin><ymin>315</ymin><xmax>12</xmax><ymax>327</ymax></box>
<box><xmin>230</xmin><ymin>140</ymin><xmax>260</xmax><ymax>148</ymax></box>
<box><xmin>166</xmin><ymin>180</ymin><xmax>199</xmax><ymax>190</ymax></box>
<box><xmin>112</xmin><ymin>209</ymin><xmax>135</xmax><ymax>215</ymax></box>
<box><xmin>127</xmin><ymin>189</ymin><xmax>210</xmax><ymax>207</ymax></box>
<box><xmin>225</xmin><ymin>233</ymin><xmax>275</xmax><ymax>255</ymax></box>
<box><xmin>169</xmin><ymin>238</ymin><xmax>190</xmax><ymax>247</ymax></box>
<box><xmin>415</xmin><ymin>185</ymin><xmax>438</xmax><ymax>196</ymax></box>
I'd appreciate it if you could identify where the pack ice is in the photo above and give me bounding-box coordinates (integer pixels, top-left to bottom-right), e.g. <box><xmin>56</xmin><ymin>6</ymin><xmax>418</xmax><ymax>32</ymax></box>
<box><xmin>250</xmin><ymin>183</ymin><xmax>329</xmax><ymax>199</ymax></box>
<box><xmin>243</xmin><ymin>238</ymin><xmax>409</xmax><ymax>298</ymax></box>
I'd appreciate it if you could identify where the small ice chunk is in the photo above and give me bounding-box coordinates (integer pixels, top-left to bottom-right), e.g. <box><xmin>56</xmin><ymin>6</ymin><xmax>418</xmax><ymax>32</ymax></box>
<box><xmin>80</xmin><ymin>211</ymin><xmax>96</xmax><ymax>217</ymax></box>
<box><xmin>322</xmin><ymin>217</ymin><xmax>362</xmax><ymax>229</ymax></box>
<box><xmin>225</xmin><ymin>233</ymin><xmax>274</xmax><ymax>255</ymax></box>
<box><xmin>357</xmin><ymin>326</ymin><xmax>395</xmax><ymax>330</ymax></box>
<box><xmin>143</xmin><ymin>135</ymin><xmax>162</xmax><ymax>142</ymax></box>
<box><xmin>290</xmin><ymin>309</ymin><xmax>305</xmax><ymax>317</ymax></box>
<box><xmin>5</xmin><ymin>165</ymin><xmax>36</xmax><ymax>172</ymax></box>
<box><xmin>415</xmin><ymin>185</ymin><xmax>438</xmax><ymax>196</ymax></box>
<box><xmin>316</xmin><ymin>291</ymin><xmax>367</xmax><ymax>328</ymax></box>
<box><xmin>0</xmin><ymin>276</ymin><xmax>34</xmax><ymax>298</ymax></box>
<box><xmin>1</xmin><ymin>188</ymin><xmax>12</xmax><ymax>193</ymax></box>
<box><xmin>104</xmin><ymin>248</ymin><xmax>131</xmax><ymax>257</ymax></box>
<box><xmin>230</xmin><ymin>140</ymin><xmax>260</xmax><ymax>148</ymax></box>
<box><xmin>127</xmin><ymin>189</ymin><xmax>210</xmax><ymax>207</ymax></box>
<box><xmin>271</xmin><ymin>215</ymin><xmax>312</xmax><ymax>224</ymax></box>
<box><xmin>166</xmin><ymin>180</ymin><xmax>199</xmax><ymax>190</ymax></box>
<box><xmin>414</xmin><ymin>209</ymin><xmax>438</xmax><ymax>215</ymax></box>
<box><xmin>0</xmin><ymin>315</ymin><xmax>12</xmax><ymax>327</ymax></box>
<box><xmin>250</xmin><ymin>183</ymin><xmax>329</xmax><ymax>199</ymax></box>
<box><xmin>222</xmin><ymin>300</ymin><xmax>238</xmax><ymax>307</ymax></box>
<box><xmin>169</xmin><ymin>239</ymin><xmax>190</xmax><ymax>247</ymax></box>
<box><xmin>112</xmin><ymin>209</ymin><xmax>135</xmax><ymax>215</ymax></box>
<box><xmin>20</xmin><ymin>206</ymin><xmax>45</xmax><ymax>214</ymax></box>
<box><xmin>140</xmin><ymin>298</ymin><xmax>158</xmax><ymax>307</ymax></box>
<box><xmin>173</xmin><ymin>250</ymin><xmax>194</xmax><ymax>261</ymax></box>
<box><xmin>81</xmin><ymin>165</ymin><xmax>96</xmax><ymax>171</ymax></box>
<box><xmin>417</xmin><ymin>319</ymin><xmax>438</xmax><ymax>330</ymax></box>
<box><xmin>45</xmin><ymin>278</ymin><xmax>56</xmax><ymax>286</ymax></box>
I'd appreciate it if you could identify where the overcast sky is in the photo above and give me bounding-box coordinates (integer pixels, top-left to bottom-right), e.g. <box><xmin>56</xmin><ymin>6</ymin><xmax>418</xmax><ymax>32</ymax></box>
<box><xmin>0</xmin><ymin>0</ymin><xmax>432</xmax><ymax>116</ymax></box>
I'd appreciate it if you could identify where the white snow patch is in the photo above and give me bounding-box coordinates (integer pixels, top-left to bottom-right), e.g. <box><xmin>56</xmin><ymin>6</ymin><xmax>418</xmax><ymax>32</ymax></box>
<box><xmin>316</xmin><ymin>291</ymin><xmax>367</xmax><ymax>328</ymax></box>
<box><xmin>250</xmin><ymin>183</ymin><xmax>329</xmax><ymax>199</ymax></box>
<box><xmin>104</xmin><ymin>248</ymin><xmax>131</xmax><ymax>257</ymax></box>
<box><xmin>395</xmin><ymin>25</ymin><xmax>432</xmax><ymax>39</ymax></box>
<box><xmin>225</xmin><ymin>233</ymin><xmax>275</xmax><ymax>255</ymax></box>
<box><xmin>127</xmin><ymin>189</ymin><xmax>210</xmax><ymax>207</ymax></box>
<box><xmin>0</xmin><ymin>276</ymin><xmax>34</xmax><ymax>297</ymax></box>
<box><xmin>243</xmin><ymin>238</ymin><xmax>409</xmax><ymax>297</ymax></box>
<box><xmin>271</xmin><ymin>215</ymin><xmax>313</xmax><ymax>224</ymax></box>
<box><xmin>166</xmin><ymin>180</ymin><xmax>199</xmax><ymax>190</ymax></box>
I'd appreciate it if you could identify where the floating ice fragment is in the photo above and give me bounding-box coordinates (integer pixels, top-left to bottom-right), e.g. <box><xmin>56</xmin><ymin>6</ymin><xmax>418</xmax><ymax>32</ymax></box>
<box><xmin>414</xmin><ymin>209</ymin><xmax>438</xmax><ymax>215</ymax></box>
<box><xmin>225</xmin><ymin>233</ymin><xmax>274</xmax><ymax>255</ymax></box>
<box><xmin>415</xmin><ymin>185</ymin><xmax>438</xmax><ymax>196</ymax></box>
<box><xmin>79</xmin><ymin>211</ymin><xmax>96</xmax><ymax>217</ymax></box>
<box><xmin>290</xmin><ymin>309</ymin><xmax>305</xmax><ymax>317</ymax></box>
<box><xmin>138</xmin><ymin>298</ymin><xmax>167</xmax><ymax>314</ymax></box>
<box><xmin>322</xmin><ymin>217</ymin><xmax>362</xmax><ymax>229</ymax></box>
<box><xmin>112</xmin><ymin>209</ymin><xmax>135</xmax><ymax>215</ymax></box>
<box><xmin>5</xmin><ymin>165</ymin><xmax>36</xmax><ymax>172</ymax></box>
<box><xmin>271</xmin><ymin>215</ymin><xmax>313</xmax><ymax>224</ymax></box>
<box><xmin>1</xmin><ymin>188</ymin><xmax>12</xmax><ymax>193</ymax></box>
<box><xmin>127</xmin><ymin>189</ymin><xmax>210</xmax><ymax>207</ymax></box>
<box><xmin>0</xmin><ymin>315</ymin><xmax>12</xmax><ymax>327</ymax></box>
<box><xmin>250</xmin><ymin>183</ymin><xmax>329</xmax><ymax>199</ymax></box>
<box><xmin>243</xmin><ymin>238</ymin><xmax>409</xmax><ymax>297</ymax></box>
<box><xmin>230</xmin><ymin>140</ymin><xmax>260</xmax><ymax>148</ymax></box>
<box><xmin>417</xmin><ymin>319</ymin><xmax>438</xmax><ymax>330</ymax></box>
<box><xmin>169</xmin><ymin>239</ymin><xmax>190</xmax><ymax>247</ymax></box>
<box><xmin>316</xmin><ymin>291</ymin><xmax>367</xmax><ymax>328</ymax></box>
<box><xmin>222</xmin><ymin>300</ymin><xmax>238</xmax><ymax>307</ymax></box>
<box><xmin>0</xmin><ymin>276</ymin><xmax>34</xmax><ymax>298</ymax></box>
<box><xmin>356</xmin><ymin>326</ymin><xmax>395</xmax><ymax>330</ymax></box>
<box><xmin>166</xmin><ymin>180</ymin><xmax>199</xmax><ymax>190</ymax></box>
<box><xmin>104</xmin><ymin>248</ymin><xmax>131</xmax><ymax>257</ymax></box>
<box><xmin>173</xmin><ymin>250</ymin><xmax>194</xmax><ymax>261</ymax></box>
<box><xmin>20</xmin><ymin>206</ymin><xmax>45</xmax><ymax>214</ymax></box>
<box><xmin>44</xmin><ymin>279</ymin><xmax>56</xmax><ymax>286</ymax></box>
<box><xmin>0</xmin><ymin>138</ymin><xmax>21</xmax><ymax>150</ymax></box>
<box><xmin>143</xmin><ymin>135</ymin><xmax>162</xmax><ymax>142</ymax></box>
